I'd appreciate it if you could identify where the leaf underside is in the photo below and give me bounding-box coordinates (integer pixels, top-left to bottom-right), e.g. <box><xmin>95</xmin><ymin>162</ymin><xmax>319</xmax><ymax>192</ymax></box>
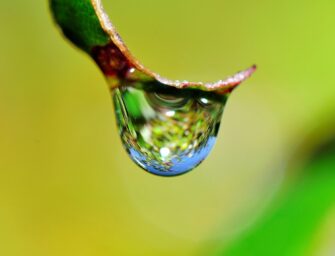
<box><xmin>50</xmin><ymin>0</ymin><xmax>109</xmax><ymax>53</ymax></box>
<box><xmin>50</xmin><ymin>0</ymin><xmax>256</xmax><ymax>93</ymax></box>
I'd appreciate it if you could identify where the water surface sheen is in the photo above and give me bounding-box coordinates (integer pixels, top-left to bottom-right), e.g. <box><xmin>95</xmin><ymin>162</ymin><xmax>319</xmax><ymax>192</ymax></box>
<box><xmin>113</xmin><ymin>81</ymin><xmax>227</xmax><ymax>176</ymax></box>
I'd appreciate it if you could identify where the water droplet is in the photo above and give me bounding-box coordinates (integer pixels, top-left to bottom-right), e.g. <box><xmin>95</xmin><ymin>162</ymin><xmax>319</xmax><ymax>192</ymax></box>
<box><xmin>112</xmin><ymin>81</ymin><xmax>227</xmax><ymax>176</ymax></box>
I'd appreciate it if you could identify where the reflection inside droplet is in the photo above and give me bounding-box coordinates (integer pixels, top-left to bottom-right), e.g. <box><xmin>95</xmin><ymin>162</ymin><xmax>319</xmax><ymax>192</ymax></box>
<box><xmin>112</xmin><ymin>81</ymin><xmax>227</xmax><ymax>176</ymax></box>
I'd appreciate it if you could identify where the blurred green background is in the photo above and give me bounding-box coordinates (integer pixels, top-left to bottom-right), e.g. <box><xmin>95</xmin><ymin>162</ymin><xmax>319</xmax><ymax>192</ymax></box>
<box><xmin>0</xmin><ymin>0</ymin><xmax>335</xmax><ymax>255</ymax></box>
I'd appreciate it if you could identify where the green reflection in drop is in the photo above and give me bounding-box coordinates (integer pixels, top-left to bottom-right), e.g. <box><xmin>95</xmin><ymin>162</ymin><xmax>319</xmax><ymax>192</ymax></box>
<box><xmin>112</xmin><ymin>81</ymin><xmax>227</xmax><ymax>176</ymax></box>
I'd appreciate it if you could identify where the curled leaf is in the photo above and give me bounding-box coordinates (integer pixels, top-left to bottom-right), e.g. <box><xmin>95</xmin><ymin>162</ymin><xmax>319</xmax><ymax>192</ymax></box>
<box><xmin>50</xmin><ymin>0</ymin><xmax>256</xmax><ymax>93</ymax></box>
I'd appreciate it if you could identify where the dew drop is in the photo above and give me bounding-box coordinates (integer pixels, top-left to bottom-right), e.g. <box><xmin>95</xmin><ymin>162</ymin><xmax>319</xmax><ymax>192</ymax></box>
<box><xmin>112</xmin><ymin>81</ymin><xmax>227</xmax><ymax>177</ymax></box>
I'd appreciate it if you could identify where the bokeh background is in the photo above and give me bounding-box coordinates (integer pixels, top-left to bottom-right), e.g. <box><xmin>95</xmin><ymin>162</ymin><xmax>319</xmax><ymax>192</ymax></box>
<box><xmin>0</xmin><ymin>0</ymin><xmax>335</xmax><ymax>255</ymax></box>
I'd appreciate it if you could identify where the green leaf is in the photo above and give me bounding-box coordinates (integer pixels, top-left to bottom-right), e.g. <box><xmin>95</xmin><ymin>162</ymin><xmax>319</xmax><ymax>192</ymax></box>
<box><xmin>50</xmin><ymin>0</ymin><xmax>256</xmax><ymax>92</ymax></box>
<box><xmin>50</xmin><ymin>0</ymin><xmax>109</xmax><ymax>53</ymax></box>
<box><xmin>215</xmin><ymin>138</ymin><xmax>335</xmax><ymax>256</ymax></box>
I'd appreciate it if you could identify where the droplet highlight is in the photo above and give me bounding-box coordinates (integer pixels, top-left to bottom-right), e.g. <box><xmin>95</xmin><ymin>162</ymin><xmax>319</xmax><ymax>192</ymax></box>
<box><xmin>112</xmin><ymin>81</ymin><xmax>227</xmax><ymax>176</ymax></box>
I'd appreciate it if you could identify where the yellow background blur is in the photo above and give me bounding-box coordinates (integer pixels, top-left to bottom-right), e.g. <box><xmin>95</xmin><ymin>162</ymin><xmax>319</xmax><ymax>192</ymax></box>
<box><xmin>0</xmin><ymin>0</ymin><xmax>335</xmax><ymax>255</ymax></box>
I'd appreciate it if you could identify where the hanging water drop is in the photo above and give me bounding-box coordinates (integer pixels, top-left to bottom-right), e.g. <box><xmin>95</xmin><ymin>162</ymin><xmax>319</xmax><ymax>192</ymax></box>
<box><xmin>51</xmin><ymin>0</ymin><xmax>256</xmax><ymax>177</ymax></box>
<box><xmin>90</xmin><ymin>41</ymin><xmax>254</xmax><ymax>177</ymax></box>
<box><xmin>112</xmin><ymin>81</ymin><xmax>227</xmax><ymax>176</ymax></box>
